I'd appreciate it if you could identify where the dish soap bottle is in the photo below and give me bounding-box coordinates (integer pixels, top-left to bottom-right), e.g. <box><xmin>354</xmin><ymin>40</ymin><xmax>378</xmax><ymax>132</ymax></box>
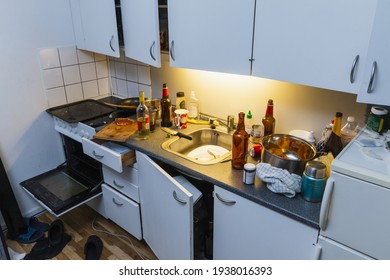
<box><xmin>262</xmin><ymin>99</ymin><xmax>275</xmax><ymax>136</ymax></box>
<box><xmin>188</xmin><ymin>91</ymin><xmax>199</xmax><ymax>120</ymax></box>
<box><xmin>136</xmin><ymin>91</ymin><xmax>150</xmax><ymax>140</ymax></box>
<box><xmin>324</xmin><ymin>112</ymin><xmax>344</xmax><ymax>157</ymax></box>
<box><xmin>232</xmin><ymin>112</ymin><xmax>249</xmax><ymax>170</ymax></box>
<box><xmin>340</xmin><ymin>116</ymin><xmax>357</xmax><ymax>147</ymax></box>
<box><xmin>161</xmin><ymin>83</ymin><xmax>172</xmax><ymax>127</ymax></box>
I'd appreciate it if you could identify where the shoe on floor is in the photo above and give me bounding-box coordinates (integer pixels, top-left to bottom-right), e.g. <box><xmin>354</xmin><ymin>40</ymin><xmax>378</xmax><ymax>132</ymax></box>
<box><xmin>84</xmin><ymin>235</ymin><xmax>103</xmax><ymax>260</ymax></box>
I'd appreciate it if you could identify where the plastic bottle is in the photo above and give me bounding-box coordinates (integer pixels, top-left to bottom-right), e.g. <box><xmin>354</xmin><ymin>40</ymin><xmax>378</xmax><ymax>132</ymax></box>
<box><xmin>262</xmin><ymin>99</ymin><xmax>276</xmax><ymax>136</ymax></box>
<box><xmin>176</xmin><ymin>91</ymin><xmax>186</xmax><ymax>109</ymax></box>
<box><xmin>160</xmin><ymin>83</ymin><xmax>172</xmax><ymax>127</ymax></box>
<box><xmin>340</xmin><ymin>116</ymin><xmax>357</xmax><ymax>147</ymax></box>
<box><xmin>188</xmin><ymin>91</ymin><xmax>199</xmax><ymax>120</ymax></box>
<box><xmin>136</xmin><ymin>91</ymin><xmax>150</xmax><ymax>140</ymax></box>
<box><xmin>245</xmin><ymin>110</ymin><xmax>254</xmax><ymax>135</ymax></box>
<box><xmin>324</xmin><ymin>112</ymin><xmax>344</xmax><ymax>157</ymax></box>
<box><xmin>232</xmin><ymin>112</ymin><xmax>249</xmax><ymax>170</ymax></box>
<box><xmin>315</xmin><ymin>123</ymin><xmax>332</xmax><ymax>153</ymax></box>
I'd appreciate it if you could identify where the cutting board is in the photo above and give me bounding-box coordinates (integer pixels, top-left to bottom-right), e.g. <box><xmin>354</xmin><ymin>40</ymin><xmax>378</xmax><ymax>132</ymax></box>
<box><xmin>93</xmin><ymin>119</ymin><xmax>138</xmax><ymax>142</ymax></box>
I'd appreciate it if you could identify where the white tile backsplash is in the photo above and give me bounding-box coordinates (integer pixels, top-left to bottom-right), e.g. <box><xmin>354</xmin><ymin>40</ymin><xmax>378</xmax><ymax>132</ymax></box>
<box><xmin>59</xmin><ymin>46</ymin><xmax>78</xmax><ymax>66</ymax></box>
<box><xmin>114</xmin><ymin>61</ymin><xmax>127</xmax><ymax>80</ymax></box>
<box><xmin>40</xmin><ymin>48</ymin><xmax>60</xmax><ymax>69</ymax></box>
<box><xmin>139</xmin><ymin>84</ymin><xmax>152</xmax><ymax>98</ymax></box>
<box><xmin>127</xmin><ymin>81</ymin><xmax>139</xmax><ymax>97</ymax></box>
<box><xmin>62</xmin><ymin>65</ymin><xmax>81</xmax><ymax>85</ymax></box>
<box><xmin>42</xmin><ymin>68</ymin><xmax>64</xmax><ymax>89</ymax></box>
<box><xmin>138</xmin><ymin>65</ymin><xmax>151</xmax><ymax>85</ymax></box>
<box><xmin>126</xmin><ymin>63</ymin><xmax>138</xmax><ymax>82</ymax></box>
<box><xmin>80</xmin><ymin>62</ymin><xmax>97</xmax><ymax>82</ymax></box>
<box><xmin>40</xmin><ymin>46</ymin><xmax>111</xmax><ymax>107</ymax></box>
<box><xmin>116</xmin><ymin>79</ymin><xmax>128</xmax><ymax>96</ymax></box>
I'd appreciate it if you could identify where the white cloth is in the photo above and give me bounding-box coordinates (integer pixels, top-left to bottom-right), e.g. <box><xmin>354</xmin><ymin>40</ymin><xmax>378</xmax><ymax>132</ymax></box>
<box><xmin>256</xmin><ymin>163</ymin><xmax>301</xmax><ymax>198</ymax></box>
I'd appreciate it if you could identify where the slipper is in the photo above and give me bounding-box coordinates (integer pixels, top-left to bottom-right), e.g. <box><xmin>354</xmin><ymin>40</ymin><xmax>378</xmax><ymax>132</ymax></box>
<box><xmin>84</xmin><ymin>235</ymin><xmax>103</xmax><ymax>260</ymax></box>
<box><xmin>48</xmin><ymin>219</ymin><xmax>65</xmax><ymax>247</ymax></box>
<box><xmin>15</xmin><ymin>226</ymin><xmax>44</xmax><ymax>244</ymax></box>
<box><xmin>27</xmin><ymin>217</ymin><xmax>50</xmax><ymax>232</ymax></box>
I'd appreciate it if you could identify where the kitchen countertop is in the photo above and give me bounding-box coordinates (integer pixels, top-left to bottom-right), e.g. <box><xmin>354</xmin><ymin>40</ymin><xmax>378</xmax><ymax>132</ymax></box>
<box><xmin>122</xmin><ymin>121</ymin><xmax>321</xmax><ymax>229</ymax></box>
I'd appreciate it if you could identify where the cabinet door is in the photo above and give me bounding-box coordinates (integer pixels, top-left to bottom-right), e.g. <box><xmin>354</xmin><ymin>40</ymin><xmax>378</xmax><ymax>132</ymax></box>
<box><xmin>358</xmin><ymin>0</ymin><xmax>390</xmax><ymax>106</ymax></box>
<box><xmin>121</xmin><ymin>0</ymin><xmax>161</xmax><ymax>67</ymax></box>
<box><xmin>136</xmin><ymin>151</ymin><xmax>194</xmax><ymax>259</ymax></box>
<box><xmin>316</xmin><ymin>236</ymin><xmax>373</xmax><ymax>260</ymax></box>
<box><xmin>167</xmin><ymin>0</ymin><xmax>255</xmax><ymax>75</ymax></box>
<box><xmin>252</xmin><ymin>0</ymin><xmax>377</xmax><ymax>93</ymax></box>
<box><xmin>214</xmin><ymin>186</ymin><xmax>318</xmax><ymax>260</ymax></box>
<box><xmin>70</xmin><ymin>0</ymin><xmax>120</xmax><ymax>57</ymax></box>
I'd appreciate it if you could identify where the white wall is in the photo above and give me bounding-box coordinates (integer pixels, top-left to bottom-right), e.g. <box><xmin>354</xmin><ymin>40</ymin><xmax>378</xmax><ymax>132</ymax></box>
<box><xmin>151</xmin><ymin>53</ymin><xmax>368</xmax><ymax>141</ymax></box>
<box><xmin>0</xmin><ymin>1</ymin><xmax>76</xmax><ymax>219</ymax></box>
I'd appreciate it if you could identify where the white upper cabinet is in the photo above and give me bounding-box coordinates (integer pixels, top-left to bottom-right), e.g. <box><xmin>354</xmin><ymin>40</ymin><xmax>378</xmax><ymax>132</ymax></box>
<box><xmin>357</xmin><ymin>0</ymin><xmax>390</xmax><ymax>106</ymax></box>
<box><xmin>69</xmin><ymin>0</ymin><xmax>120</xmax><ymax>57</ymax></box>
<box><xmin>252</xmin><ymin>0</ymin><xmax>377</xmax><ymax>93</ymax></box>
<box><xmin>121</xmin><ymin>0</ymin><xmax>161</xmax><ymax>67</ymax></box>
<box><xmin>167</xmin><ymin>0</ymin><xmax>255</xmax><ymax>75</ymax></box>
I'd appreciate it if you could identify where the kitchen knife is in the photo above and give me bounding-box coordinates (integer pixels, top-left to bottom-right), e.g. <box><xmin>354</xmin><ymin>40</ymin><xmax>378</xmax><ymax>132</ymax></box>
<box><xmin>161</xmin><ymin>127</ymin><xmax>192</xmax><ymax>140</ymax></box>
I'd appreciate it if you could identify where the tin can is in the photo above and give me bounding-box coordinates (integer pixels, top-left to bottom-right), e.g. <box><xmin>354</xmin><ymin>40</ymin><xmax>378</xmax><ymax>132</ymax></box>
<box><xmin>249</xmin><ymin>144</ymin><xmax>262</xmax><ymax>158</ymax></box>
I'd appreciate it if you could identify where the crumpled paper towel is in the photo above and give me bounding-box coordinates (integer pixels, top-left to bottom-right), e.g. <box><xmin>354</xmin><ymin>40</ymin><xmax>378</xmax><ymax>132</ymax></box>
<box><xmin>256</xmin><ymin>163</ymin><xmax>301</xmax><ymax>198</ymax></box>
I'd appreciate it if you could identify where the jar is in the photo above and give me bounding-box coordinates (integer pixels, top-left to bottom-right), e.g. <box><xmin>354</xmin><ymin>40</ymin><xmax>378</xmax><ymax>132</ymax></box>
<box><xmin>301</xmin><ymin>161</ymin><xmax>327</xmax><ymax>202</ymax></box>
<box><xmin>243</xmin><ymin>163</ymin><xmax>256</xmax><ymax>184</ymax></box>
<box><xmin>367</xmin><ymin>106</ymin><xmax>388</xmax><ymax>133</ymax></box>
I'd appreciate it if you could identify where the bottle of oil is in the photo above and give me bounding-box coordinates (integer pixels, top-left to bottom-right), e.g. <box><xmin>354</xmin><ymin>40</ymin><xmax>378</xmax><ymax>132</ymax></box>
<box><xmin>262</xmin><ymin>99</ymin><xmax>276</xmax><ymax>136</ymax></box>
<box><xmin>232</xmin><ymin>112</ymin><xmax>249</xmax><ymax>170</ymax></box>
<box><xmin>324</xmin><ymin>112</ymin><xmax>344</xmax><ymax>157</ymax></box>
<box><xmin>136</xmin><ymin>91</ymin><xmax>150</xmax><ymax>140</ymax></box>
<box><xmin>161</xmin><ymin>83</ymin><xmax>172</xmax><ymax>127</ymax></box>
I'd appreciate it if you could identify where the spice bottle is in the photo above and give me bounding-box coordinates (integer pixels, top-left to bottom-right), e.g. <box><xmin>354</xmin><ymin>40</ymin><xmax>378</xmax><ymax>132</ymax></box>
<box><xmin>324</xmin><ymin>112</ymin><xmax>344</xmax><ymax>157</ymax></box>
<box><xmin>160</xmin><ymin>83</ymin><xmax>172</xmax><ymax>127</ymax></box>
<box><xmin>232</xmin><ymin>112</ymin><xmax>249</xmax><ymax>170</ymax></box>
<box><xmin>176</xmin><ymin>92</ymin><xmax>186</xmax><ymax>109</ymax></box>
<box><xmin>262</xmin><ymin>99</ymin><xmax>276</xmax><ymax>136</ymax></box>
<box><xmin>136</xmin><ymin>91</ymin><xmax>150</xmax><ymax>140</ymax></box>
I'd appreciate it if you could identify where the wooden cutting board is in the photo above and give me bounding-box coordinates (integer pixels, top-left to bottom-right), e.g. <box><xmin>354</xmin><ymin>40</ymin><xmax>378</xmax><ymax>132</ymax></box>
<box><xmin>93</xmin><ymin>119</ymin><xmax>138</xmax><ymax>142</ymax></box>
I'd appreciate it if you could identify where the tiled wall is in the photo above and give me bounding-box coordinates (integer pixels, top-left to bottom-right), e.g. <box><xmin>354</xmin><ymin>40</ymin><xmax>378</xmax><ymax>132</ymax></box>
<box><xmin>39</xmin><ymin>46</ymin><xmax>110</xmax><ymax>107</ymax></box>
<box><xmin>110</xmin><ymin>49</ymin><xmax>152</xmax><ymax>99</ymax></box>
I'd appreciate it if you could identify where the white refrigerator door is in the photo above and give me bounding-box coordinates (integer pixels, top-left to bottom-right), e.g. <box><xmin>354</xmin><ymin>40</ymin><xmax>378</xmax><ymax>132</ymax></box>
<box><xmin>320</xmin><ymin>171</ymin><xmax>390</xmax><ymax>259</ymax></box>
<box><xmin>316</xmin><ymin>236</ymin><xmax>373</xmax><ymax>260</ymax></box>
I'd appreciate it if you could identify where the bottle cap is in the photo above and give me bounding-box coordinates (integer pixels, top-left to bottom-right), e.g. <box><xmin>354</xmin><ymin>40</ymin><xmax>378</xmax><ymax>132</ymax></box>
<box><xmin>347</xmin><ymin>116</ymin><xmax>355</xmax><ymax>122</ymax></box>
<box><xmin>176</xmin><ymin>92</ymin><xmax>184</xmax><ymax>97</ymax></box>
<box><xmin>371</xmin><ymin>106</ymin><xmax>388</xmax><ymax>116</ymax></box>
<box><xmin>246</xmin><ymin>110</ymin><xmax>252</xmax><ymax>119</ymax></box>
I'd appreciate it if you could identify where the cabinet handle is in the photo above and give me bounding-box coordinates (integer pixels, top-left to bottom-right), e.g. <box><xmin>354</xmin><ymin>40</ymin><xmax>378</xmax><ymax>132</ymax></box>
<box><xmin>349</xmin><ymin>55</ymin><xmax>359</xmax><ymax>84</ymax></box>
<box><xmin>169</xmin><ymin>40</ymin><xmax>175</xmax><ymax>61</ymax></box>
<box><xmin>367</xmin><ymin>61</ymin><xmax>377</xmax><ymax>93</ymax></box>
<box><xmin>215</xmin><ymin>192</ymin><xmax>236</xmax><ymax>206</ymax></box>
<box><xmin>112</xmin><ymin>197</ymin><xmax>123</xmax><ymax>206</ymax></box>
<box><xmin>172</xmin><ymin>190</ymin><xmax>187</xmax><ymax>205</ymax></box>
<box><xmin>109</xmin><ymin>35</ymin><xmax>115</xmax><ymax>52</ymax></box>
<box><xmin>149</xmin><ymin>41</ymin><xmax>156</xmax><ymax>61</ymax></box>
<box><xmin>313</xmin><ymin>245</ymin><xmax>322</xmax><ymax>260</ymax></box>
<box><xmin>92</xmin><ymin>150</ymin><xmax>104</xmax><ymax>159</ymax></box>
<box><xmin>113</xmin><ymin>180</ymin><xmax>124</xmax><ymax>189</ymax></box>
<box><xmin>319</xmin><ymin>178</ymin><xmax>334</xmax><ymax>230</ymax></box>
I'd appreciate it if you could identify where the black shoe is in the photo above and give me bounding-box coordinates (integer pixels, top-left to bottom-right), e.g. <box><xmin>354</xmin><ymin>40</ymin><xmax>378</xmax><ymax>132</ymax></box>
<box><xmin>84</xmin><ymin>235</ymin><xmax>103</xmax><ymax>260</ymax></box>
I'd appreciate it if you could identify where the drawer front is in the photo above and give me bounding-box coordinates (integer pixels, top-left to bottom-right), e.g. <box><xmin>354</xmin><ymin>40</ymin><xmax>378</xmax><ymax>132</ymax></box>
<box><xmin>103</xmin><ymin>165</ymin><xmax>139</xmax><ymax>203</ymax></box>
<box><xmin>82</xmin><ymin>138</ymin><xmax>135</xmax><ymax>173</ymax></box>
<box><xmin>102</xmin><ymin>184</ymin><xmax>142</xmax><ymax>240</ymax></box>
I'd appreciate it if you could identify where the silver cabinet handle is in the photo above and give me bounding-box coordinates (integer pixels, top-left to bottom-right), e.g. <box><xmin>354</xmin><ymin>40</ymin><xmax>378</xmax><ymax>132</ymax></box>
<box><xmin>109</xmin><ymin>35</ymin><xmax>115</xmax><ymax>52</ymax></box>
<box><xmin>319</xmin><ymin>178</ymin><xmax>334</xmax><ymax>230</ymax></box>
<box><xmin>112</xmin><ymin>197</ymin><xmax>123</xmax><ymax>206</ymax></box>
<box><xmin>172</xmin><ymin>190</ymin><xmax>187</xmax><ymax>205</ymax></box>
<box><xmin>113</xmin><ymin>180</ymin><xmax>124</xmax><ymax>189</ymax></box>
<box><xmin>350</xmin><ymin>55</ymin><xmax>359</xmax><ymax>84</ymax></box>
<box><xmin>215</xmin><ymin>192</ymin><xmax>236</xmax><ymax>206</ymax></box>
<box><xmin>92</xmin><ymin>150</ymin><xmax>104</xmax><ymax>159</ymax></box>
<box><xmin>367</xmin><ymin>61</ymin><xmax>377</xmax><ymax>93</ymax></box>
<box><xmin>149</xmin><ymin>41</ymin><xmax>156</xmax><ymax>61</ymax></box>
<box><xmin>169</xmin><ymin>40</ymin><xmax>175</xmax><ymax>61</ymax></box>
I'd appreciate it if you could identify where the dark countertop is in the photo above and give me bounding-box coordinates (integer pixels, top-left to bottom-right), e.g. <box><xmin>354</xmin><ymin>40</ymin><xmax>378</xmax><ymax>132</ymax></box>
<box><xmin>121</xmin><ymin>121</ymin><xmax>321</xmax><ymax>229</ymax></box>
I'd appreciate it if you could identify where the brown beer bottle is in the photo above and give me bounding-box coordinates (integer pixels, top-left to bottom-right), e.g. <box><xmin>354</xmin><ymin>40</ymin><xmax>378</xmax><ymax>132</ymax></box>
<box><xmin>262</xmin><ymin>99</ymin><xmax>275</xmax><ymax>136</ymax></box>
<box><xmin>232</xmin><ymin>112</ymin><xmax>249</xmax><ymax>170</ymax></box>
<box><xmin>324</xmin><ymin>112</ymin><xmax>344</xmax><ymax>157</ymax></box>
<box><xmin>160</xmin><ymin>83</ymin><xmax>172</xmax><ymax>127</ymax></box>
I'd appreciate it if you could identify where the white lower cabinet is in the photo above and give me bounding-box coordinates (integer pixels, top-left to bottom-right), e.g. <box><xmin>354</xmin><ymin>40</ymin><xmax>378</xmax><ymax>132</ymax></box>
<box><xmin>213</xmin><ymin>186</ymin><xmax>319</xmax><ymax>260</ymax></box>
<box><xmin>315</xmin><ymin>236</ymin><xmax>373</xmax><ymax>260</ymax></box>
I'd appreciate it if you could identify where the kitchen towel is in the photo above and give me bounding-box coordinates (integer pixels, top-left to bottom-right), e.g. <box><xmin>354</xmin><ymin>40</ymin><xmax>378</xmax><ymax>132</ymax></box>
<box><xmin>256</xmin><ymin>163</ymin><xmax>301</xmax><ymax>198</ymax></box>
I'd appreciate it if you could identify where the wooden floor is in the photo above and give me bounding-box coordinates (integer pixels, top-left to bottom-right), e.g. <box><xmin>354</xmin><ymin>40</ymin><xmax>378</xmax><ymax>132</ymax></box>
<box><xmin>5</xmin><ymin>204</ymin><xmax>157</xmax><ymax>260</ymax></box>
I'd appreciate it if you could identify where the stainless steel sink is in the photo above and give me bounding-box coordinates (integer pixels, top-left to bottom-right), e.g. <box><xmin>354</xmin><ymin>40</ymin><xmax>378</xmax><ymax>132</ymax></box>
<box><xmin>161</xmin><ymin>128</ymin><xmax>232</xmax><ymax>165</ymax></box>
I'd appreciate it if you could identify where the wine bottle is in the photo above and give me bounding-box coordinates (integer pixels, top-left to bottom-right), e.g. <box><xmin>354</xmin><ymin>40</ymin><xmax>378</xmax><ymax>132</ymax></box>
<box><xmin>232</xmin><ymin>112</ymin><xmax>249</xmax><ymax>170</ymax></box>
<box><xmin>136</xmin><ymin>91</ymin><xmax>150</xmax><ymax>140</ymax></box>
<box><xmin>161</xmin><ymin>83</ymin><xmax>172</xmax><ymax>127</ymax></box>
<box><xmin>324</xmin><ymin>112</ymin><xmax>344</xmax><ymax>157</ymax></box>
<box><xmin>262</xmin><ymin>99</ymin><xmax>276</xmax><ymax>136</ymax></box>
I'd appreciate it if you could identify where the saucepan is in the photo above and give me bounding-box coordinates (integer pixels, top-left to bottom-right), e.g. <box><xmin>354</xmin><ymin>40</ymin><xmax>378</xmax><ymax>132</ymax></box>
<box><xmin>103</xmin><ymin>97</ymin><xmax>161</xmax><ymax>119</ymax></box>
<box><xmin>261</xmin><ymin>134</ymin><xmax>317</xmax><ymax>175</ymax></box>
